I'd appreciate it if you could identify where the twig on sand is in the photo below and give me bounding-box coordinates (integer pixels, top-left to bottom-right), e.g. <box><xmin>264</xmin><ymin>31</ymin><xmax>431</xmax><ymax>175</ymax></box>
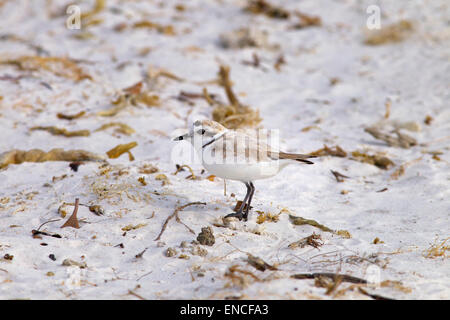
<box><xmin>291</xmin><ymin>272</ymin><xmax>367</xmax><ymax>284</ymax></box>
<box><xmin>154</xmin><ymin>202</ymin><xmax>206</xmax><ymax>241</ymax></box>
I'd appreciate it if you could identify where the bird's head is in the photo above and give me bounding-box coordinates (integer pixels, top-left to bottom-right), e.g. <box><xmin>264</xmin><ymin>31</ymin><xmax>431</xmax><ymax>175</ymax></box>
<box><xmin>173</xmin><ymin>120</ymin><xmax>227</xmax><ymax>148</ymax></box>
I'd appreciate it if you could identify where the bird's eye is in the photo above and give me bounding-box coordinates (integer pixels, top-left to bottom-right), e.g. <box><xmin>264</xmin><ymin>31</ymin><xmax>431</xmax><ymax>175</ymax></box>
<box><xmin>198</xmin><ymin>129</ymin><xmax>206</xmax><ymax>135</ymax></box>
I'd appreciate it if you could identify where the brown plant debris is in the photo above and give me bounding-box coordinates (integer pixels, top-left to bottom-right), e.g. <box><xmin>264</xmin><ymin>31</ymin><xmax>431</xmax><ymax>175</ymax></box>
<box><xmin>424</xmin><ymin>115</ymin><xmax>433</xmax><ymax>125</ymax></box>
<box><xmin>0</xmin><ymin>148</ymin><xmax>104</xmax><ymax>169</ymax></box>
<box><xmin>154</xmin><ymin>202</ymin><xmax>206</xmax><ymax>241</ymax></box>
<box><xmin>211</xmin><ymin>65</ymin><xmax>261</xmax><ymax>129</ymax></box>
<box><xmin>245</xmin><ymin>0</ymin><xmax>290</xmax><ymax>19</ymax></box>
<box><xmin>61</xmin><ymin>198</ymin><xmax>80</xmax><ymax>229</ymax></box>
<box><xmin>308</xmin><ymin>145</ymin><xmax>347</xmax><ymax>157</ymax></box>
<box><xmin>97</xmin><ymin>83</ymin><xmax>160</xmax><ymax>117</ymax></box>
<box><xmin>0</xmin><ymin>56</ymin><xmax>92</xmax><ymax>81</ymax></box>
<box><xmin>121</xmin><ymin>223</ymin><xmax>147</xmax><ymax>232</ymax></box>
<box><xmin>81</xmin><ymin>0</ymin><xmax>105</xmax><ymax>20</ymax></box>
<box><xmin>424</xmin><ymin>237</ymin><xmax>449</xmax><ymax>259</ymax></box>
<box><xmin>62</xmin><ymin>258</ymin><xmax>87</xmax><ymax>268</ymax></box>
<box><xmin>256</xmin><ymin>211</ymin><xmax>280</xmax><ymax>224</ymax></box>
<box><xmin>225</xmin><ymin>265</ymin><xmax>261</xmax><ymax>288</ymax></box>
<box><xmin>289</xmin><ymin>214</ymin><xmax>333</xmax><ymax>233</ymax></box>
<box><xmin>138</xmin><ymin>164</ymin><xmax>159</xmax><ymax>174</ymax></box>
<box><xmin>138</xmin><ymin>177</ymin><xmax>147</xmax><ymax>186</ymax></box>
<box><xmin>30</xmin><ymin>126</ymin><xmax>90</xmax><ymax>137</ymax></box>
<box><xmin>173</xmin><ymin>164</ymin><xmax>197</xmax><ymax>180</ymax></box>
<box><xmin>132</xmin><ymin>21</ymin><xmax>175</xmax><ymax>36</ymax></box>
<box><xmin>292</xmin><ymin>11</ymin><xmax>322</xmax><ymax>29</ymax></box>
<box><xmin>336</xmin><ymin>230</ymin><xmax>352</xmax><ymax>239</ymax></box>
<box><xmin>351</xmin><ymin>151</ymin><xmax>394</xmax><ymax>170</ymax></box>
<box><xmin>106</xmin><ymin>142</ymin><xmax>138</xmax><ymax>161</ymax></box>
<box><xmin>246</xmin><ymin>254</ymin><xmax>278</xmax><ymax>271</ymax></box>
<box><xmin>364</xmin><ymin>127</ymin><xmax>417</xmax><ymax>148</ymax></box>
<box><xmin>95</xmin><ymin>122</ymin><xmax>135</xmax><ymax>136</ymax></box>
<box><xmin>88</xmin><ymin>205</ymin><xmax>104</xmax><ymax>216</ymax></box>
<box><xmin>330</xmin><ymin>170</ymin><xmax>349</xmax><ymax>182</ymax></box>
<box><xmin>291</xmin><ymin>272</ymin><xmax>367</xmax><ymax>284</ymax></box>
<box><xmin>57</xmin><ymin>111</ymin><xmax>86</xmax><ymax>120</ymax></box>
<box><xmin>155</xmin><ymin>173</ymin><xmax>170</xmax><ymax>186</ymax></box>
<box><xmin>288</xmin><ymin>233</ymin><xmax>323</xmax><ymax>249</ymax></box>
<box><xmin>219</xmin><ymin>28</ymin><xmax>271</xmax><ymax>49</ymax></box>
<box><xmin>197</xmin><ymin>227</ymin><xmax>215</xmax><ymax>246</ymax></box>
<box><xmin>274</xmin><ymin>54</ymin><xmax>286</xmax><ymax>71</ymax></box>
<box><xmin>364</xmin><ymin>20</ymin><xmax>414</xmax><ymax>46</ymax></box>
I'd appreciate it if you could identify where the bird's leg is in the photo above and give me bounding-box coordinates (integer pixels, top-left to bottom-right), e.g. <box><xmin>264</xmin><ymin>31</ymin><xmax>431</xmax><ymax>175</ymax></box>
<box><xmin>225</xmin><ymin>182</ymin><xmax>251</xmax><ymax>221</ymax></box>
<box><xmin>243</xmin><ymin>182</ymin><xmax>255</xmax><ymax>221</ymax></box>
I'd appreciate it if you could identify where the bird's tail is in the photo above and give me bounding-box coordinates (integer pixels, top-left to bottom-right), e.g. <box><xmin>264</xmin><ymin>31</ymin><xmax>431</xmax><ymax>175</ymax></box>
<box><xmin>278</xmin><ymin>152</ymin><xmax>316</xmax><ymax>164</ymax></box>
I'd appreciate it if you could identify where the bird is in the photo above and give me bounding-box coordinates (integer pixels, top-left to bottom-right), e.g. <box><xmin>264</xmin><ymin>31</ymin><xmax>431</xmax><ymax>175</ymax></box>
<box><xmin>173</xmin><ymin>120</ymin><xmax>315</xmax><ymax>221</ymax></box>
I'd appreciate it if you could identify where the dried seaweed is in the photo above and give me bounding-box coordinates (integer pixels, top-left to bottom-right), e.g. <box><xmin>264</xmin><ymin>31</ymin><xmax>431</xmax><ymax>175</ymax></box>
<box><xmin>365</xmin><ymin>20</ymin><xmax>414</xmax><ymax>45</ymax></box>
<box><xmin>57</xmin><ymin>111</ymin><xmax>86</xmax><ymax>120</ymax></box>
<box><xmin>0</xmin><ymin>56</ymin><xmax>92</xmax><ymax>81</ymax></box>
<box><xmin>291</xmin><ymin>272</ymin><xmax>367</xmax><ymax>284</ymax></box>
<box><xmin>219</xmin><ymin>28</ymin><xmax>271</xmax><ymax>49</ymax></box>
<box><xmin>211</xmin><ymin>65</ymin><xmax>261</xmax><ymax>129</ymax></box>
<box><xmin>289</xmin><ymin>214</ymin><xmax>333</xmax><ymax>233</ymax></box>
<box><xmin>424</xmin><ymin>237</ymin><xmax>449</xmax><ymax>259</ymax></box>
<box><xmin>132</xmin><ymin>21</ymin><xmax>175</xmax><ymax>36</ymax></box>
<box><xmin>256</xmin><ymin>211</ymin><xmax>280</xmax><ymax>224</ymax></box>
<box><xmin>288</xmin><ymin>233</ymin><xmax>323</xmax><ymax>249</ymax></box>
<box><xmin>364</xmin><ymin>127</ymin><xmax>417</xmax><ymax>148</ymax></box>
<box><xmin>138</xmin><ymin>164</ymin><xmax>159</xmax><ymax>174</ymax></box>
<box><xmin>97</xmin><ymin>84</ymin><xmax>160</xmax><ymax>117</ymax></box>
<box><xmin>244</xmin><ymin>0</ymin><xmax>290</xmax><ymax>19</ymax></box>
<box><xmin>62</xmin><ymin>258</ymin><xmax>87</xmax><ymax>268</ymax></box>
<box><xmin>292</xmin><ymin>11</ymin><xmax>322</xmax><ymax>29</ymax></box>
<box><xmin>121</xmin><ymin>223</ymin><xmax>147</xmax><ymax>232</ymax></box>
<box><xmin>106</xmin><ymin>142</ymin><xmax>138</xmax><ymax>161</ymax></box>
<box><xmin>81</xmin><ymin>0</ymin><xmax>105</xmax><ymax>22</ymax></box>
<box><xmin>173</xmin><ymin>164</ymin><xmax>197</xmax><ymax>179</ymax></box>
<box><xmin>246</xmin><ymin>254</ymin><xmax>278</xmax><ymax>271</ymax></box>
<box><xmin>31</xmin><ymin>126</ymin><xmax>90</xmax><ymax>137</ymax></box>
<box><xmin>351</xmin><ymin>151</ymin><xmax>394</xmax><ymax>170</ymax></box>
<box><xmin>95</xmin><ymin>122</ymin><xmax>135</xmax><ymax>135</ymax></box>
<box><xmin>225</xmin><ymin>265</ymin><xmax>261</xmax><ymax>288</ymax></box>
<box><xmin>308</xmin><ymin>145</ymin><xmax>347</xmax><ymax>157</ymax></box>
<box><xmin>0</xmin><ymin>148</ymin><xmax>104</xmax><ymax>169</ymax></box>
<box><xmin>155</xmin><ymin>173</ymin><xmax>170</xmax><ymax>186</ymax></box>
<box><xmin>336</xmin><ymin>230</ymin><xmax>352</xmax><ymax>239</ymax></box>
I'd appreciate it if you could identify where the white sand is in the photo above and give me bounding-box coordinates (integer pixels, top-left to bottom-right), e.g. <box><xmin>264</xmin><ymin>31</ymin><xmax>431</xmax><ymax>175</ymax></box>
<box><xmin>0</xmin><ymin>0</ymin><xmax>448</xmax><ymax>299</ymax></box>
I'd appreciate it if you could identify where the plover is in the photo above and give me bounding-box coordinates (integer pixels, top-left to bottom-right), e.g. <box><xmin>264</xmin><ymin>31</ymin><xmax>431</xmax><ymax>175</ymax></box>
<box><xmin>174</xmin><ymin>120</ymin><xmax>315</xmax><ymax>221</ymax></box>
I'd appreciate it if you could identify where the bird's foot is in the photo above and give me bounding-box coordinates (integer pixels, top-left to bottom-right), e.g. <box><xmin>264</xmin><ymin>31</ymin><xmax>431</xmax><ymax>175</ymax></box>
<box><xmin>224</xmin><ymin>211</ymin><xmax>246</xmax><ymax>221</ymax></box>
